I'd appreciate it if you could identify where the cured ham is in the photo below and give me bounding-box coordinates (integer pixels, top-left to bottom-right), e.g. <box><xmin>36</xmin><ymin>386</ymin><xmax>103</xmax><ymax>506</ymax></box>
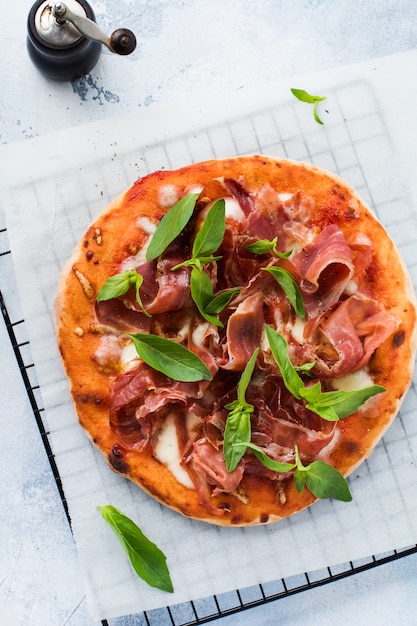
<box><xmin>291</xmin><ymin>224</ymin><xmax>355</xmax><ymax>315</ymax></box>
<box><xmin>305</xmin><ymin>294</ymin><xmax>400</xmax><ymax>377</ymax></box>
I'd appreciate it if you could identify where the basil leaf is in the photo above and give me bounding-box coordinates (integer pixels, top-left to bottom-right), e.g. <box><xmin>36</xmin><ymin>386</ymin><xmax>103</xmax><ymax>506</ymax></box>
<box><xmin>98</xmin><ymin>505</ymin><xmax>174</xmax><ymax>592</ymax></box>
<box><xmin>204</xmin><ymin>287</ymin><xmax>240</xmax><ymax>314</ymax></box>
<box><xmin>146</xmin><ymin>193</ymin><xmax>199</xmax><ymax>261</ymax></box>
<box><xmin>128</xmin><ymin>333</ymin><xmax>212</xmax><ymax>382</ymax></box>
<box><xmin>246</xmin><ymin>238</ymin><xmax>277</xmax><ymax>255</ymax></box>
<box><xmin>303</xmin><ymin>461</ymin><xmax>352</xmax><ymax>502</ymax></box>
<box><xmin>311</xmin><ymin>385</ymin><xmax>387</xmax><ymax>419</ymax></box>
<box><xmin>291</xmin><ymin>88</ymin><xmax>319</xmax><ymax>104</ymax></box>
<box><xmin>246</xmin><ymin>237</ymin><xmax>292</xmax><ymax>259</ymax></box>
<box><xmin>291</xmin><ymin>88</ymin><xmax>327</xmax><ymax>125</ymax></box>
<box><xmin>223</xmin><ymin>349</ymin><xmax>259</xmax><ymax>471</ymax></box>
<box><xmin>190</xmin><ymin>267</ymin><xmax>222</xmax><ymax>327</ymax></box>
<box><xmin>97</xmin><ymin>270</ymin><xmax>134</xmax><ymax>302</ymax></box>
<box><xmin>293</xmin><ymin>469</ymin><xmax>307</xmax><ymax>493</ymax></box>
<box><xmin>241</xmin><ymin>442</ymin><xmax>295</xmax><ymax>473</ymax></box>
<box><xmin>224</xmin><ymin>410</ymin><xmax>252</xmax><ymax>472</ymax></box>
<box><xmin>236</xmin><ymin>347</ymin><xmax>259</xmax><ymax>406</ymax></box>
<box><xmin>295</xmin><ymin>361</ymin><xmax>316</xmax><ymax>375</ymax></box>
<box><xmin>265</xmin><ymin>326</ymin><xmax>304</xmax><ymax>398</ymax></box>
<box><xmin>97</xmin><ymin>269</ymin><xmax>150</xmax><ymax>317</ymax></box>
<box><xmin>263</xmin><ymin>266</ymin><xmax>305</xmax><ymax>318</ymax></box>
<box><xmin>192</xmin><ymin>199</ymin><xmax>226</xmax><ymax>259</ymax></box>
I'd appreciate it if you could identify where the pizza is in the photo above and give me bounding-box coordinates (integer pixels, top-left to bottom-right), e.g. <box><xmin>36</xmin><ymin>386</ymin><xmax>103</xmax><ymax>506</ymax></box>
<box><xmin>55</xmin><ymin>155</ymin><xmax>417</xmax><ymax>526</ymax></box>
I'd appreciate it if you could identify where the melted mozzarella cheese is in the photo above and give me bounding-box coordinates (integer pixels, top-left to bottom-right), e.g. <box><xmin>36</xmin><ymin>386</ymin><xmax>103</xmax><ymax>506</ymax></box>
<box><xmin>278</xmin><ymin>192</ymin><xmax>293</xmax><ymax>202</ymax></box>
<box><xmin>158</xmin><ymin>184</ymin><xmax>179</xmax><ymax>208</ymax></box>
<box><xmin>224</xmin><ymin>197</ymin><xmax>245</xmax><ymax>221</ymax></box>
<box><xmin>154</xmin><ymin>413</ymin><xmax>195</xmax><ymax>489</ymax></box>
<box><xmin>120</xmin><ymin>341</ymin><xmax>140</xmax><ymax>370</ymax></box>
<box><xmin>331</xmin><ymin>369</ymin><xmax>374</xmax><ymax>392</ymax></box>
<box><xmin>136</xmin><ymin>216</ymin><xmax>157</xmax><ymax>235</ymax></box>
<box><xmin>290</xmin><ymin>317</ymin><xmax>306</xmax><ymax>344</ymax></box>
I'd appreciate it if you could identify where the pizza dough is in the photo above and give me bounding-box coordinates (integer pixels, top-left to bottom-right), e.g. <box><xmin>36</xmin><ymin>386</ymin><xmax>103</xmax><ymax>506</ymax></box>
<box><xmin>55</xmin><ymin>156</ymin><xmax>417</xmax><ymax>525</ymax></box>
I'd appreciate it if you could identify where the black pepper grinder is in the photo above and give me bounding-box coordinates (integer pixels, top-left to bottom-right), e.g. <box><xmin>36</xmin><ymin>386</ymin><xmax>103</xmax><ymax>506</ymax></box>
<box><xmin>27</xmin><ymin>0</ymin><xmax>136</xmax><ymax>81</ymax></box>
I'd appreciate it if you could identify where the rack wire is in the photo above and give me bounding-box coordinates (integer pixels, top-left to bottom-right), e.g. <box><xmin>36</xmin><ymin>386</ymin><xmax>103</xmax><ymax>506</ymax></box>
<box><xmin>2</xmin><ymin>76</ymin><xmax>417</xmax><ymax>624</ymax></box>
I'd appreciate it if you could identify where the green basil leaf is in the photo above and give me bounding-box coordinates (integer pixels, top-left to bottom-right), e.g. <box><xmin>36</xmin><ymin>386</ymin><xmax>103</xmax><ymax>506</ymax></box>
<box><xmin>313</xmin><ymin>102</ymin><xmax>325</xmax><ymax>125</ymax></box>
<box><xmin>291</xmin><ymin>88</ymin><xmax>327</xmax><ymax>125</ymax></box>
<box><xmin>262</xmin><ymin>266</ymin><xmax>305</xmax><ymax>318</ymax></box>
<box><xmin>133</xmin><ymin>273</ymin><xmax>151</xmax><ymax>318</ymax></box>
<box><xmin>204</xmin><ymin>287</ymin><xmax>240</xmax><ymax>314</ymax></box>
<box><xmin>295</xmin><ymin>361</ymin><xmax>316</xmax><ymax>375</ymax></box>
<box><xmin>246</xmin><ymin>238</ymin><xmax>277</xmax><ymax>255</ymax></box>
<box><xmin>236</xmin><ymin>347</ymin><xmax>259</xmax><ymax>405</ymax></box>
<box><xmin>241</xmin><ymin>442</ymin><xmax>296</xmax><ymax>473</ymax></box>
<box><xmin>303</xmin><ymin>461</ymin><xmax>352</xmax><ymax>502</ymax></box>
<box><xmin>304</xmin><ymin>402</ymin><xmax>340</xmax><ymax>422</ymax></box>
<box><xmin>293</xmin><ymin>468</ymin><xmax>307</xmax><ymax>493</ymax></box>
<box><xmin>190</xmin><ymin>267</ymin><xmax>223</xmax><ymax>327</ymax></box>
<box><xmin>192</xmin><ymin>199</ymin><xmax>226</xmax><ymax>259</ymax></box>
<box><xmin>265</xmin><ymin>326</ymin><xmax>304</xmax><ymax>398</ymax></box>
<box><xmin>146</xmin><ymin>193</ymin><xmax>199</xmax><ymax>261</ymax></box>
<box><xmin>312</xmin><ymin>385</ymin><xmax>387</xmax><ymax>419</ymax></box>
<box><xmin>97</xmin><ymin>270</ymin><xmax>134</xmax><ymax>302</ymax></box>
<box><xmin>291</xmin><ymin>88</ymin><xmax>318</xmax><ymax>104</ymax></box>
<box><xmin>224</xmin><ymin>410</ymin><xmax>252</xmax><ymax>472</ymax></box>
<box><xmin>128</xmin><ymin>333</ymin><xmax>212</xmax><ymax>382</ymax></box>
<box><xmin>223</xmin><ymin>349</ymin><xmax>259</xmax><ymax>471</ymax></box>
<box><xmin>98</xmin><ymin>505</ymin><xmax>174</xmax><ymax>592</ymax></box>
<box><xmin>246</xmin><ymin>237</ymin><xmax>292</xmax><ymax>259</ymax></box>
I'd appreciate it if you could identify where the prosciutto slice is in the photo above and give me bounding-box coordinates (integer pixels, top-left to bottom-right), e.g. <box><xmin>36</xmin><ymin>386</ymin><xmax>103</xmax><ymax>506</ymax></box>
<box><xmin>291</xmin><ymin>225</ymin><xmax>355</xmax><ymax>315</ymax></box>
<box><xmin>221</xmin><ymin>291</ymin><xmax>264</xmax><ymax>371</ymax></box>
<box><xmin>110</xmin><ymin>361</ymin><xmax>213</xmax><ymax>445</ymax></box>
<box><xmin>305</xmin><ymin>293</ymin><xmax>400</xmax><ymax>377</ymax></box>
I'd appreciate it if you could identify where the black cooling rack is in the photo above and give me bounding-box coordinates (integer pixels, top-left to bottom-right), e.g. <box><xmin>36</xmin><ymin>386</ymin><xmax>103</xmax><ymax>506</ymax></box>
<box><xmin>2</xmin><ymin>234</ymin><xmax>417</xmax><ymax>626</ymax></box>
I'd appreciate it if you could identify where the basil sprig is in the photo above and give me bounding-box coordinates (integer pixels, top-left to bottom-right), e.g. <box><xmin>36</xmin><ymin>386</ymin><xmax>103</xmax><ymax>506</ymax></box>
<box><xmin>97</xmin><ymin>268</ymin><xmax>150</xmax><ymax>316</ymax></box>
<box><xmin>246</xmin><ymin>236</ymin><xmax>292</xmax><ymax>259</ymax></box>
<box><xmin>265</xmin><ymin>326</ymin><xmax>386</xmax><ymax>421</ymax></box>
<box><xmin>128</xmin><ymin>333</ymin><xmax>212</xmax><ymax>382</ymax></box>
<box><xmin>190</xmin><ymin>269</ymin><xmax>240</xmax><ymax>327</ymax></box>
<box><xmin>172</xmin><ymin>199</ymin><xmax>238</xmax><ymax>326</ymax></box>
<box><xmin>172</xmin><ymin>199</ymin><xmax>226</xmax><ymax>271</ymax></box>
<box><xmin>146</xmin><ymin>192</ymin><xmax>199</xmax><ymax>261</ymax></box>
<box><xmin>232</xmin><ymin>442</ymin><xmax>352</xmax><ymax>501</ymax></box>
<box><xmin>223</xmin><ymin>348</ymin><xmax>259</xmax><ymax>472</ymax></box>
<box><xmin>262</xmin><ymin>266</ymin><xmax>305</xmax><ymax>318</ymax></box>
<box><xmin>291</xmin><ymin>88</ymin><xmax>327</xmax><ymax>125</ymax></box>
<box><xmin>98</xmin><ymin>505</ymin><xmax>173</xmax><ymax>592</ymax></box>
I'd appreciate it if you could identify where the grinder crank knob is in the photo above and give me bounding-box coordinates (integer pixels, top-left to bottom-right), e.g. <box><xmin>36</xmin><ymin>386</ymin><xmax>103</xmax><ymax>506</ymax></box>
<box><xmin>27</xmin><ymin>0</ymin><xmax>136</xmax><ymax>81</ymax></box>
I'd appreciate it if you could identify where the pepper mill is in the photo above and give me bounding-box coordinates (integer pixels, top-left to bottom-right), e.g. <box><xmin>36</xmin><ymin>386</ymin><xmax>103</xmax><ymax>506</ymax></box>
<box><xmin>27</xmin><ymin>0</ymin><xmax>137</xmax><ymax>81</ymax></box>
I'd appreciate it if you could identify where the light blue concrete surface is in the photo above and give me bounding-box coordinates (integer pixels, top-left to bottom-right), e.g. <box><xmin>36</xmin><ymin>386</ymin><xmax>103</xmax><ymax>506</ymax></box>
<box><xmin>1</xmin><ymin>2</ymin><xmax>417</xmax><ymax>624</ymax></box>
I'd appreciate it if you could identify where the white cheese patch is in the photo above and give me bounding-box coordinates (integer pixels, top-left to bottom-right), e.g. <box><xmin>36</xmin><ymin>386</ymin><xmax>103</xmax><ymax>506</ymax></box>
<box><xmin>136</xmin><ymin>216</ymin><xmax>157</xmax><ymax>235</ymax></box>
<box><xmin>154</xmin><ymin>413</ymin><xmax>195</xmax><ymax>489</ymax></box>
<box><xmin>345</xmin><ymin>279</ymin><xmax>358</xmax><ymax>295</ymax></box>
<box><xmin>224</xmin><ymin>197</ymin><xmax>245</xmax><ymax>221</ymax></box>
<box><xmin>120</xmin><ymin>341</ymin><xmax>140</xmax><ymax>371</ymax></box>
<box><xmin>331</xmin><ymin>369</ymin><xmax>374</xmax><ymax>392</ymax></box>
<box><xmin>278</xmin><ymin>192</ymin><xmax>294</xmax><ymax>202</ymax></box>
<box><xmin>290</xmin><ymin>317</ymin><xmax>306</xmax><ymax>344</ymax></box>
<box><xmin>192</xmin><ymin>321</ymin><xmax>211</xmax><ymax>349</ymax></box>
<box><xmin>93</xmin><ymin>335</ymin><xmax>122</xmax><ymax>367</ymax></box>
<box><xmin>158</xmin><ymin>184</ymin><xmax>180</xmax><ymax>208</ymax></box>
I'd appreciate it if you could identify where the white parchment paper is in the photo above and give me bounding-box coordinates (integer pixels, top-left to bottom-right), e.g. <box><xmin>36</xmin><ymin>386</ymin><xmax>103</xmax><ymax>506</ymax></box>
<box><xmin>2</xmin><ymin>52</ymin><xmax>417</xmax><ymax>621</ymax></box>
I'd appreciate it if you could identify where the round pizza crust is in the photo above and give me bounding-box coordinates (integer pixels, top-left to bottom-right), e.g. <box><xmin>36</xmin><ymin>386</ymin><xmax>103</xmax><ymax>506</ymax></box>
<box><xmin>55</xmin><ymin>155</ymin><xmax>417</xmax><ymax>526</ymax></box>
